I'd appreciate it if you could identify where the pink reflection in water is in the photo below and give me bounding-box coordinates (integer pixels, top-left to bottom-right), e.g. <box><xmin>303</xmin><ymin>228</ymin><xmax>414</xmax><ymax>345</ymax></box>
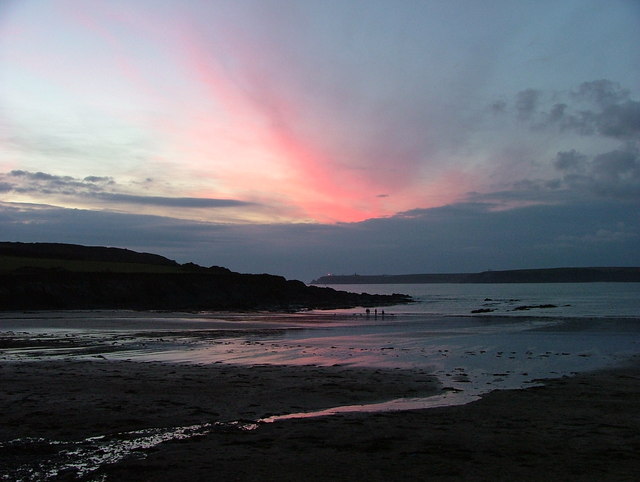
<box><xmin>259</xmin><ymin>391</ymin><xmax>480</xmax><ymax>424</ymax></box>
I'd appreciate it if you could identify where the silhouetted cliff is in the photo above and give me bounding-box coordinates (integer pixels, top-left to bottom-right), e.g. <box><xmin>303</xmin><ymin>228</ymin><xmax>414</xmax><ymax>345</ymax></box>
<box><xmin>0</xmin><ymin>242</ymin><xmax>411</xmax><ymax>311</ymax></box>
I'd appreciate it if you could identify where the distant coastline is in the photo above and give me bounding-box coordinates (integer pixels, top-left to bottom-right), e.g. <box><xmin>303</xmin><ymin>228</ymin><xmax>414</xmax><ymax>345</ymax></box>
<box><xmin>311</xmin><ymin>267</ymin><xmax>640</xmax><ymax>284</ymax></box>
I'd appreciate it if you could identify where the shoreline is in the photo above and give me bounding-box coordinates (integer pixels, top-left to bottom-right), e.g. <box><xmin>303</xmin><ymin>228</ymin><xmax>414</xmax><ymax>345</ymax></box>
<box><xmin>0</xmin><ymin>360</ymin><xmax>441</xmax><ymax>442</ymax></box>
<box><xmin>1</xmin><ymin>357</ymin><xmax>639</xmax><ymax>480</ymax></box>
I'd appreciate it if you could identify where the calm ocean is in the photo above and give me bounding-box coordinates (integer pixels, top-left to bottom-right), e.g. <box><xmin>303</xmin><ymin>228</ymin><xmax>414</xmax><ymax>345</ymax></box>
<box><xmin>315</xmin><ymin>282</ymin><xmax>640</xmax><ymax>318</ymax></box>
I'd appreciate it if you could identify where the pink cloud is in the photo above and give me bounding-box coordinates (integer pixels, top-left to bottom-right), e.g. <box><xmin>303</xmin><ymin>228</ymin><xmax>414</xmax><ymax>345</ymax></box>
<box><xmin>3</xmin><ymin>1</ymin><xmax>466</xmax><ymax>223</ymax></box>
<box><xmin>173</xmin><ymin>23</ymin><xmax>398</xmax><ymax>222</ymax></box>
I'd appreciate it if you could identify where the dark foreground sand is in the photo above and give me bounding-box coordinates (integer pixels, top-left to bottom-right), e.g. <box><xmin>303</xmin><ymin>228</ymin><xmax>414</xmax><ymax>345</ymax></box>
<box><xmin>1</xmin><ymin>358</ymin><xmax>639</xmax><ymax>481</ymax></box>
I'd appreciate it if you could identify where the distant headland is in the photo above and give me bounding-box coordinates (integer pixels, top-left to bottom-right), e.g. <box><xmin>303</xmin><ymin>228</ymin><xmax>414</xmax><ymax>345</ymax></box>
<box><xmin>0</xmin><ymin>242</ymin><xmax>411</xmax><ymax>311</ymax></box>
<box><xmin>312</xmin><ymin>267</ymin><xmax>640</xmax><ymax>285</ymax></box>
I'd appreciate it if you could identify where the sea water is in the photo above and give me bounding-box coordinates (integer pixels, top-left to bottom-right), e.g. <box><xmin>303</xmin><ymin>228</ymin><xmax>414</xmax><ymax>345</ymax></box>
<box><xmin>315</xmin><ymin>282</ymin><xmax>640</xmax><ymax>318</ymax></box>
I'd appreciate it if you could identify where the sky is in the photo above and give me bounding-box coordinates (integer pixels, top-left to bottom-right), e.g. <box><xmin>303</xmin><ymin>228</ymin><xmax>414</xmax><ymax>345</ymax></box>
<box><xmin>1</xmin><ymin>0</ymin><xmax>639</xmax><ymax>281</ymax></box>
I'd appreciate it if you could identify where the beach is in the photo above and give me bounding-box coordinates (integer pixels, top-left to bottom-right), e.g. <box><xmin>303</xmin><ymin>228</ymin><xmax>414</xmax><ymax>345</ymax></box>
<box><xmin>1</xmin><ymin>357</ymin><xmax>639</xmax><ymax>481</ymax></box>
<box><xmin>1</xmin><ymin>292</ymin><xmax>639</xmax><ymax>480</ymax></box>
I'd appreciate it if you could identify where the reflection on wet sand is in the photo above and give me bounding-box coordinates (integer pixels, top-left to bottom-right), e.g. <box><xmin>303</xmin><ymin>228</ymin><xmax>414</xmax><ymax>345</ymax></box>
<box><xmin>2</xmin><ymin>310</ymin><xmax>638</xmax><ymax>399</ymax></box>
<box><xmin>1</xmin><ymin>310</ymin><xmax>639</xmax><ymax>480</ymax></box>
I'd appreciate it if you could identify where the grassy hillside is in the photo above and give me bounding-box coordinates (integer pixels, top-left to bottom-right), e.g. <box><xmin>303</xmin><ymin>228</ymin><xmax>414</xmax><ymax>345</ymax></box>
<box><xmin>0</xmin><ymin>242</ymin><xmax>186</xmax><ymax>274</ymax></box>
<box><xmin>0</xmin><ymin>242</ymin><xmax>178</xmax><ymax>266</ymax></box>
<box><xmin>0</xmin><ymin>255</ymin><xmax>185</xmax><ymax>274</ymax></box>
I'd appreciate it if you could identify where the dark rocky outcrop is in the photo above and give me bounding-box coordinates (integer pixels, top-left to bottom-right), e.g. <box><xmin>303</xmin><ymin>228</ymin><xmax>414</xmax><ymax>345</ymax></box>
<box><xmin>0</xmin><ymin>269</ymin><xmax>411</xmax><ymax>311</ymax></box>
<box><xmin>0</xmin><ymin>242</ymin><xmax>411</xmax><ymax>311</ymax></box>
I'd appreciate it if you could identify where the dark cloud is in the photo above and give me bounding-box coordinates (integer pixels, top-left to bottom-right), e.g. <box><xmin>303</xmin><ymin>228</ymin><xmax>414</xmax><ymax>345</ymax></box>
<box><xmin>552</xmin><ymin>145</ymin><xmax>640</xmax><ymax>200</ymax></box>
<box><xmin>84</xmin><ymin>176</ymin><xmax>114</xmax><ymax>184</ymax></box>
<box><xmin>2</xmin><ymin>196</ymin><xmax>637</xmax><ymax>281</ymax></box>
<box><xmin>92</xmin><ymin>193</ymin><xmax>253</xmax><ymax>208</ymax></box>
<box><xmin>487</xmin><ymin>80</ymin><xmax>640</xmax><ymax>204</ymax></box>
<box><xmin>571</xmin><ymin>79</ymin><xmax>630</xmax><ymax>107</ymax></box>
<box><xmin>6</xmin><ymin>170</ymin><xmax>102</xmax><ymax>194</ymax></box>
<box><xmin>553</xmin><ymin>149</ymin><xmax>588</xmax><ymax>172</ymax></box>
<box><xmin>596</xmin><ymin>101</ymin><xmax>640</xmax><ymax>139</ymax></box>
<box><xmin>590</xmin><ymin>148</ymin><xmax>640</xmax><ymax>197</ymax></box>
<box><xmin>515</xmin><ymin>89</ymin><xmax>540</xmax><ymax>120</ymax></box>
<box><xmin>477</xmin><ymin>143</ymin><xmax>640</xmax><ymax>205</ymax></box>
<box><xmin>547</xmin><ymin>103</ymin><xmax>568</xmax><ymax>123</ymax></box>
<box><xmin>490</xmin><ymin>100</ymin><xmax>507</xmax><ymax>114</ymax></box>
<box><xmin>496</xmin><ymin>80</ymin><xmax>639</xmax><ymax>141</ymax></box>
<box><xmin>466</xmin><ymin>184</ymin><xmax>563</xmax><ymax>206</ymax></box>
<box><xmin>592</xmin><ymin>149</ymin><xmax>639</xmax><ymax>181</ymax></box>
<box><xmin>12</xmin><ymin>171</ymin><xmax>115</xmax><ymax>186</ymax></box>
<box><xmin>0</xmin><ymin>170</ymin><xmax>254</xmax><ymax>209</ymax></box>
<box><xmin>11</xmin><ymin>170</ymin><xmax>65</xmax><ymax>181</ymax></box>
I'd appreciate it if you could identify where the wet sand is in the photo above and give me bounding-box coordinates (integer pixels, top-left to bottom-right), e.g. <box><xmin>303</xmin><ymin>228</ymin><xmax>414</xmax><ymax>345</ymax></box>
<box><xmin>0</xmin><ymin>360</ymin><xmax>440</xmax><ymax>441</ymax></box>
<box><xmin>1</xmin><ymin>358</ymin><xmax>639</xmax><ymax>481</ymax></box>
